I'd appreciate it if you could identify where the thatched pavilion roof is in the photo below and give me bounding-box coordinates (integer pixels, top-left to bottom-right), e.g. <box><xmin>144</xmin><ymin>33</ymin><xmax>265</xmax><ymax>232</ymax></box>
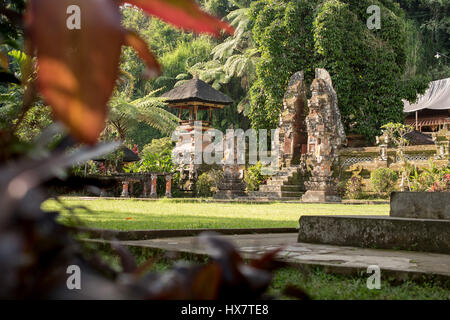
<box><xmin>404</xmin><ymin>130</ymin><xmax>434</xmax><ymax>145</ymax></box>
<box><xmin>161</xmin><ymin>78</ymin><xmax>233</xmax><ymax>106</ymax></box>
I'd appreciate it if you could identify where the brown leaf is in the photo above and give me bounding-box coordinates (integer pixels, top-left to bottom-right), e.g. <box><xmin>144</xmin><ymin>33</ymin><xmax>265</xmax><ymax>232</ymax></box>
<box><xmin>191</xmin><ymin>263</ymin><xmax>222</xmax><ymax>299</ymax></box>
<box><xmin>26</xmin><ymin>0</ymin><xmax>125</xmax><ymax>144</ymax></box>
<box><xmin>0</xmin><ymin>52</ymin><xmax>8</xmax><ymax>70</ymax></box>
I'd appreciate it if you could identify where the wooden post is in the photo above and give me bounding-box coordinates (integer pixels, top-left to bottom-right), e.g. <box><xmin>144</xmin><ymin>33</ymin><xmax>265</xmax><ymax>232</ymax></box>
<box><xmin>121</xmin><ymin>181</ymin><xmax>129</xmax><ymax>198</ymax></box>
<box><xmin>415</xmin><ymin>111</ymin><xmax>418</xmax><ymax>131</ymax></box>
<box><xmin>165</xmin><ymin>175</ymin><xmax>172</xmax><ymax>198</ymax></box>
<box><xmin>150</xmin><ymin>174</ymin><xmax>158</xmax><ymax>198</ymax></box>
<box><xmin>209</xmin><ymin>107</ymin><xmax>212</xmax><ymax>123</ymax></box>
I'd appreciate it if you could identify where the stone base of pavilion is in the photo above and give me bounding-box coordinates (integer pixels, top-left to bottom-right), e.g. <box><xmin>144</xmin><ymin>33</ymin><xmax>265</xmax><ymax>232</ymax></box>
<box><xmin>88</xmin><ymin>173</ymin><xmax>173</xmax><ymax>199</ymax></box>
<box><xmin>301</xmin><ymin>190</ymin><xmax>342</xmax><ymax>203</ymax></box>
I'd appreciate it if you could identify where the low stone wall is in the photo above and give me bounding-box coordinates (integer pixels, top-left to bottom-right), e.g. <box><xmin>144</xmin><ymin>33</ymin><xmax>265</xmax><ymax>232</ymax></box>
<box><xmin>338</xmin><ymin>145</ymin><xmax>443</xmax><ymax>170</ymax></box>
<box><xmin>336</xmin><ymin>145</ymin><xmax>448</xmax><ymax>194</ymax></box>
<box><xmin>390</xmin><ymin>192</ymin><xmax>450</xmax><ymax>220</ymax></box>
<box><xmin>298</xmin><ymin>215</ymin><xmax>450</xmax><ymax>254</ymax></box>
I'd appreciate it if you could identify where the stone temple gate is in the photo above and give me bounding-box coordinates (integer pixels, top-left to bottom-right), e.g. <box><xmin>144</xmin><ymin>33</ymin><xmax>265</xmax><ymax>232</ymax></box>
<box><xmin>252</xmin><ymin>68</ymin><xmax>346</xmax><ymax>202</ymax></box>
<box><xmin>301</xmin><ymin>68</ymin><xmax>347</xmax><ymax>202</ymax></box>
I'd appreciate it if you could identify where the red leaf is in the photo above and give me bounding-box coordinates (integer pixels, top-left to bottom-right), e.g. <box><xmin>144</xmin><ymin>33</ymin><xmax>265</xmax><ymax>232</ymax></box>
<box><xmin>124</xmin><ymin>0</ymin><xmax>234</xmax><ymax>36</ymax></box>
<box><xmin>125</xmin><ymin>31</ymin><xmax>161</xmax><ymax>78</ymax></box>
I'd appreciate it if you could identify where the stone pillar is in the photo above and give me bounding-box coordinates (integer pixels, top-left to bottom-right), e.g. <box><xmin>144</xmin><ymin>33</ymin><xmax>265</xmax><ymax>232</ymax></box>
<box><xmin>100</xmin><ymin>188</ymin><xmax>108</xmax><ymax>197</ymax></box>
<box><xmin>129</xmin><ymin>181</ymin><xmax>134</xmax><ymax>197</ymax></box>
<box><xmin>142</xmin><ymin>180</ymin><xmax>149</xmax><ymax>198</ymax></box>
<box><xmin>150</xmin><ymin>174</ymin><xmax>158</xmax><ymax>198</ymax></box>
<box><xmin>121</xmin><ymin>181</ymin><xmax>129</xmax><ymax>198</ymax></box>
<box><xmin>433</xmin><ymin>128</ymin><xmax>450</xmax><ymax>161</ymax></box>
<box><xmin>165</xmin><ymin>175</ymin><xmax>172</xmax><ymax>198</ymax></box>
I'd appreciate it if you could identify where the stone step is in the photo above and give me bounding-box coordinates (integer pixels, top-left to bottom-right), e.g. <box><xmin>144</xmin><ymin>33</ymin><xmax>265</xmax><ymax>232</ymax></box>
<box><xmin>298</xmin><ymin>215</ymin><xmax>450</xmax><ymax>254</ymax></box>
<box><xmin>281</xmin><ymin>185</ymin><xmax>305</xmax><ymax>192</ymax></box>
<box><xmin>265</xmin><ymin>180</ymin><xmax>289</xmax><ymax>186</ymax></box>
<box><xmin>259</xmin><ymin>184</ymin><xmax>304</xmax><ymax>192</ymax></box>
<box><xmin>248</xmin><ymin>190</ymin><xmax>303</xmax><ymax>199</ymax></box>
<box><xmin>280</xmin><ymin>191</ymin><xmax>303</xmax><ymax>198</ymax></box>
<box><xmin>241</xmin><ymin>196</ymin><xmax>302</xmax><ymax>202</ymax></box>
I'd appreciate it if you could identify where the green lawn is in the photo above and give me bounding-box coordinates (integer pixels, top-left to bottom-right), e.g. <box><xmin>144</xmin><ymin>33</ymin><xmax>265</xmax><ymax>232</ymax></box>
<box><xmin>42</xmin><ymin>197</ymin><xmax>389</xmax><ymax>230</ymax></box>
<box><xmin>270</xmin><ymin>268</ymin><xmax>450</xmax><ymax>300</ymax></box>
<box><xmin>94</xmin><ymin>250</ymin><xmax>450</xmax><ymax>300</ymax></box>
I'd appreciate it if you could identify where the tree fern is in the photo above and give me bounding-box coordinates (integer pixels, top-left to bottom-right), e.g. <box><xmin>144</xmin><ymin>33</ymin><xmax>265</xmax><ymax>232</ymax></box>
<box><xmin>107</xmin><ymin>90</ymin><xmax>178</xmax><ymax>141</ymax></box>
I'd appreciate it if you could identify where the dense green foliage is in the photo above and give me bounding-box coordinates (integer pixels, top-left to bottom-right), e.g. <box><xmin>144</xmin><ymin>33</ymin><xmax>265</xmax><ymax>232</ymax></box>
<box><xmin>397</xmin><ymin>0</ymin><xmax>449</xmax><ymax>80</ymax></box>
<box><xmin>247</xmin><ymin>0</ymin><xmax>434</xmax><ymax>141</ymax></box>
<box><xmin>1</xmin><ymin>0</ymin><xmax>448</xmax><ymax>146</ymax></box>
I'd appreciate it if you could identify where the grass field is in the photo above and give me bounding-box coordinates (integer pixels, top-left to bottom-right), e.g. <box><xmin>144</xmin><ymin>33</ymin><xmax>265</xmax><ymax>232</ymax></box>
<box><xmin>270</xmin><ymin>268</ymin><xmax>450</xmax><ymax>300</ymax></box>
<box><xmin>42</xmin><ymin>197</ymin><xmax>389</xmax><ymax>230</ymax></box>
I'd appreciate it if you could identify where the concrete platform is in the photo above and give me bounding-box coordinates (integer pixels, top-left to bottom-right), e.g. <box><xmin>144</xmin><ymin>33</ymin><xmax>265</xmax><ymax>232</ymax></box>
<box><xmin>85</xmin><ymin>233</ymin><xmax>450</xmax><ymax>285</ymax></box>
<box><xmin>390</xmin><ymin>192</ymin><xmax>450</xmax><ymax>220</ymax></box>
<box><xmin>298</xmin><ymin>215</ymin><xmax>450</xmax><ymax>254</ymax></box>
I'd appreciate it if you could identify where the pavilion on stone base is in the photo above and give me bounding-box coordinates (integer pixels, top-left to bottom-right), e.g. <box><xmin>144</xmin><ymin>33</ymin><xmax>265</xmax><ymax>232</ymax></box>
<box><xmin>162</xmin><ymin>78</ymin><xmax>233</xmax><ymax>193</ymax></box>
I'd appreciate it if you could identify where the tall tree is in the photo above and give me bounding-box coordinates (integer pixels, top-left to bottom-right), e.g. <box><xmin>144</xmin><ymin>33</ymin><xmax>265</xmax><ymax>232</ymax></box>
<box><xmin>248</xmin><ymin>0</ymin><xmax>429</xmax><ymax>141</ymax></box>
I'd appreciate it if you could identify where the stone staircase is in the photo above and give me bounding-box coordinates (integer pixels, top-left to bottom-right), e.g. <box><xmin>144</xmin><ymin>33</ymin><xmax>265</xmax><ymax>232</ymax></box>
<box><xmin>244</xmin><ymin>165</ymin><xmax>306</xmax><ymax>201</ymax></box>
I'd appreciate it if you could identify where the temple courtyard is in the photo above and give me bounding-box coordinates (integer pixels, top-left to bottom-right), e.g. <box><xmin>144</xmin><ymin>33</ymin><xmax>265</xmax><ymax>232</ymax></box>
<box><xmin>41</xmin><ymin>197</ymin><xmax>450</xmax><ymax>300</ymax></box>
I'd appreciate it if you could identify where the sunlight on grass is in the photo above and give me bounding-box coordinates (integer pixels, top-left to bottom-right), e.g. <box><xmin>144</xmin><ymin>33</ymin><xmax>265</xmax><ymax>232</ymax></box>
<box><xmin>42</xmin><ymin>197</ymin><xmax>389</xmax><ymax>230</ymax></box>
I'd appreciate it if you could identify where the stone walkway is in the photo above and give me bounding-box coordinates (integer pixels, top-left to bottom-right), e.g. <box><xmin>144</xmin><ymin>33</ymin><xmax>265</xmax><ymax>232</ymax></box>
<box><xmin>87</xmin><ymin>233</ymin><xmax>450</xmax><ymax>284</ymax></box>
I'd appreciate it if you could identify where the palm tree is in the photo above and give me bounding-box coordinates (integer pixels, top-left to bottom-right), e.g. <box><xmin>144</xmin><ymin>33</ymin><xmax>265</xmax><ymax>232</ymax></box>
<box><xmin>175</xmin><ymin>2</ymin><xmax>258</xmax><ymax>116</ymax></box>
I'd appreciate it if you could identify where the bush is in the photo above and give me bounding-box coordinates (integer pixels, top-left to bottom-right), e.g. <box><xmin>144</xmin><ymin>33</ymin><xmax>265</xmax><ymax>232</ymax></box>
<box><xmin>345</xmin><ymin>174</ymin><xmax>363</xmax><ymax>200</ymax></box>
<box><xmin>196</xmin><ymin>170</ymin><xmax>223</xmax><ymax>197</ymax></box>
<box><xmin>371</xmin><ymin>168</ymin><xmax>398</xmax><ymax>197</ymax></box>
<box><xmin>244</xmin><ymin>162</ymin><xmax>267</xmax><ymax>192</ymax></box>
<box><xmin>142</xmin><ymin>137</ymin><xmax>173</xmax><ymax>155</ymax></box>
<box><xmin>409</xmin><ymin>162</ymin><xmax>450</xmax><ymax>192</ymax></box>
